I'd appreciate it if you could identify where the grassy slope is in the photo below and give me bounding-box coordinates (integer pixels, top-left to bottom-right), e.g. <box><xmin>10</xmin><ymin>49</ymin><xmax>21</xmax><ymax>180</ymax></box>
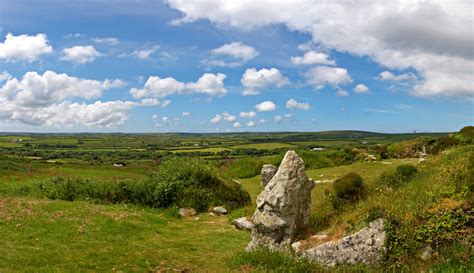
<box><xmin>0</xmin><ymin>146</ymin><xmax>471</xmax><ymax>272</ymax></box>
<box><xmin>0</xmin><ymin>198</ymin><xmax>249</xmax><ymax>272</ymax></box>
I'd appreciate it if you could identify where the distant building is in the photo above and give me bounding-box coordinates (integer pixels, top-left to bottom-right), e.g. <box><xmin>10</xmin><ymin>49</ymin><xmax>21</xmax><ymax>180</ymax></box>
<box><xmin>311</xmin><ymin>147</ymin><xmax>326</xmax><ymax>151</ymax></box>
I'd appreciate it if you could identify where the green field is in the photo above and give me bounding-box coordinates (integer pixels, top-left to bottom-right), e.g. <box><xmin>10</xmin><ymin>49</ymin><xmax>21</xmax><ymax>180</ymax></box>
<box><xmin>0</xmin><ymin>129</ymin><xmax>471</xmax><ymax>272</ymax></box>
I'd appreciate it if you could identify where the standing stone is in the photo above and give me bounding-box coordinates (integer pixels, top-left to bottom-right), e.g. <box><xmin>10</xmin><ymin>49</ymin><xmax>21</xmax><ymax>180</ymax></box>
<box><xmin>247</xmin><ymin>150</ymin><xmax>314</xmax><ymax>251</ymax></box>
<box><xmin>260</xmin><ymin>164</ymin><xmax>277</xmax><ymax>187</ymax></box>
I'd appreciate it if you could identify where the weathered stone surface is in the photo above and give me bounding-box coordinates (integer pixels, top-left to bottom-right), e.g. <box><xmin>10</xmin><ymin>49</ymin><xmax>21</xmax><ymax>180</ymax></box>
<box><xmin>247</xmin><ymin>150</ymin><xmax>314</xmax><ymax>251</ymax></box>
<box><xmin>260</xmin><ymin>164</ymin><xmax>277</xmax><ymax>187</ymax></box>
<box><xmin>418</xmin><ymin>246</ymin><xmax>433</xmax><ymax>261</ymax></box>
<box><xmin>213</xmin><ymin>206</ymin><xmax>227</xmax><ymax>215</ymax></box>
<box><xmin>232</xmin><ymin>217</ymin><xmax>254</xmax><ymax>230</ymax></box>
<box><xmin>300</xmin><ymin>219</ymin><xmax>386</xmax><ymax>266</ymax></box>
<box><xmin>179</xmin><ymin>208</ymin><xmax>197</xmax><ymax>217</ymax></box>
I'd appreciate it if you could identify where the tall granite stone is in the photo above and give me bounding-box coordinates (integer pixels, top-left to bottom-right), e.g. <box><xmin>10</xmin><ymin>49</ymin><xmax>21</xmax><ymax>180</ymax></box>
<box><xmin>260</xmin><ymin>164</ymin><xmax>277</xmax><ymax>187</ymax></box>
<box><xmin>247</xmin><ymin>150</ymin><xmax>314</xmax><ymax>251</ymax></box>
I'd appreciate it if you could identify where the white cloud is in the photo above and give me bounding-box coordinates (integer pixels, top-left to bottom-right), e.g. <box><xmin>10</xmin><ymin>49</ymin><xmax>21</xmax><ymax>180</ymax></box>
<box><xmin>255</xmin><ymin>100</ymin><xmax>276</xmax><ymax>112</ymax></box>
<box><xmin>210</xmin><ymin>114</ymin><xmax>222</xmax><ymax>124</ymax></box>
<box><xmin>1</xmin><ymin>70</ymin><xmax>123</xmax><ymax>107</ymax></box>
<box><xmin>131</xmin><ymin>45</ymin><xmax>160</xmax><ymax>59</ymax></box>
<box><xmin>61</xmin><ymin>45</ymin><xmax>101</xmax><ymax>64</ymax></box>
<box><xmin>222</xmin><ymin>112</ymin><xmax>236</xmax><ymax>122</ymax></box>
<box><xmin>233</xmin><ymin>122</ymin><xmax>242</xmax><ymax>128</ymax></box>
<box><xmin>92</xmin><ymin>37</ymin><xmax>120</xmax><ymax>45</ymax></box>
<box><xmin>246</xmin><ymin>120</ymin><xmax>255</xmax><ymax>127</ymax></box>
<box><xmin>161</xmin><ymin>99</ymin><xmax>171</xmax><ymax>108</ymax></box>
<box><xmin>0</xmin><ymin>71</ymin><xmax>11</xmax><ymax>82</ymax></box>
<box><xmin>0</xmin><ymin>33</ymin><xmax>52</xmax><ymax>62</ymax></box>
<box><xmin>241</xmin><ymin>68</ymin><xmax>289</xmax><ymax>95</ymax></box>
<box><xmin>140</xmin><ymin>98</ymin><xmax>160</xmax><ymax>106</ymax></box>
<box><xmin>162</xmin><ymin>116</ymin><xmax>170</xmax><ymax>125</ymax></box>
<box><xmin>305</xmin><ymin>66</ymin><xmax>352</xmax><ymax>90</ymax></box>
<box><xmin>167</xmin><ymin>1</ymin><xmax>473</xmax><ymax>97</ymax></box>
<box><xmin>291</xmin><ymin>50</ymin><xmax>335</xmax><ymax>65</ymax></box>
<box><xmin>353</xmin><ymin>84</ymin><xmax>369</xmax><ymax>94</ymax></box>
<box><xmin>182</xmin><ymin>111</ymin><xmax>190</xmax><ymax>117</ymax></box>
<box><xmin>207</xmin><ymin>41</ymin><xmax>259</xmax><ymax>67</ymax></box>
<box><xmin>186</xmin><ymin>73</ymin><xmax>227</xmax><ymax>96</ymax></box>
<box><xmin>273</xmin><ymin>115</ymin><xmax>282</xmax><ymax>123</ymax></box>
<box><xmin>336</xmin><ymin>90</ymin><xmax>349</xmax><ymax>97</ymax></box>
<box><xmin>211</xmin><ymin>42</ymin><xmax>259</xmax><ymax>61</ymax></box>
<box><xmin>130</xmin><ymin>73</ymin><xmax>227</xmax><ymax>99</ymax></box>
<box><xmin>258</xmin><ymin>119</ymin><xmax>266</xmax><ymax>124</ymax></box>
<box><xmin>286</xmin><ymin>98</ymin><xmax>310</xmax><ymax>110</ymax></box>
<box><xmin>239</xmin><ymin>111</ymin><xmax>256</xmax><ymax>118</ymax></box>
<box><xmin>130</xmin><ymin>76</ymin><xmax>186</xmax><ymax>99</ymax></box>
<box><xmin>378</xmin><ymin>71</ymin><xmax>417</xmax><ymax>82</ymax></box>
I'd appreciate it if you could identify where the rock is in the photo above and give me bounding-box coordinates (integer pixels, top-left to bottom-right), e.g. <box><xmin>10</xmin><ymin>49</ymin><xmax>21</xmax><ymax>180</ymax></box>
<box><xmin>260</xmin><ymin>164</ymin><xmax>277</xmax><ymax>187</ymax></box>
<box><xmin>213</xmin><ymin>206</ymin><xmax>227</xmax><ymax>215</ymax></box>
<box><xmin>300</xmin><ymin>219</ymin><xmax>386</xmax><ymax>266</ymax></box>
<box><xmin>178</xmin><ymin>208</ymin><xmax>196</xmax><ymax>217</ymax></box>
<box><xmin>247</xmin><ymin>150</ymin><xmax>314</xmax><ymax>251</ymax></box>
<box><xmin>419</xmin><ymin>246</ymin><xmax>433</xmax><ymax>261</ymax></box>
<box><xmin>232</xmin><ymin>217</ymin><xmax>254</xmax><ymax>230</ymax></box>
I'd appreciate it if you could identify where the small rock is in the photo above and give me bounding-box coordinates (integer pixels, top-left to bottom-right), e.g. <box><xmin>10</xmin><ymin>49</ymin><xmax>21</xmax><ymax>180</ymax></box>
<box><xmin>213</xmin><ymin>206</ymin><xmax>227</xmax><ymax>215</ymax></box>
<box><xmin>419</xmin><ymin>246</ymin><xmax>433</xmax><ymax>261</ymax></box>
<box><xmin>232</xmin><ymin>217</ymin><xmax>254</xmax><ymax>230</ymax></box>
<box><xmin>178</xmin><ymin>208</ymin><xmax>197</xmax><ymax>217</ymax></box>
<box><xmin>209</xmin><ymin>212</ymin><xmax>216</xmax><ymax>216</ymax></box>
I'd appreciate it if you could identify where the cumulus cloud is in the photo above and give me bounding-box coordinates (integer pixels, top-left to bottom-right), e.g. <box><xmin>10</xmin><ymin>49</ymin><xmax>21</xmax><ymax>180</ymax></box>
<box><xmin>291</xmin><ymin>50</ymin><xmax>335</xmax><ymax>65</ymax></box>
<box><xmin>233</xmin><ymin>122</ymin><xmax>242</xmax><ymax>128</ymax></box>
<box><xmin>0</xmin><ymin>33</ymin><xmax>52</xmax><ymax>62</ymax></box>
<box><xmin>92</xmin><ymin>37</ymin><xmax>120</xmax><ymax>45</ymax></box>
<box><xmin>222</xmin><ymin>112</ymin><xmax>236</xmax><ymax>122</ymax></box>
<box><xmin>378</xmin><ymin>71</ymin><xmax>417</xmax><ymax>82</ymax></box>
<box><xmin>0</xmin><ymin>71</ymin><xmax>134</xmax><ymax>128</ymax></box>
<box><xmin>206</xmin><ymin>41</ymin><xmax>259</xmax><ymax>67</ymax></box>
<box><xmin>210</xmin><ymin>114</ymin><xmax>222</xmax><ymax>124</ymax></box>
<box><xmin>241</xmin><ymin>68</ymin><xmax>289</xmax><ymax>95</ymax></box>
<box><xmin>131</xmin><ymin>45</ymin><xmax>160</xmax><ymax>59</ymax></box>
<box><xmin>61</xmin><ymin>45</ymin><xmax>101</xmax><ymax>64</ymax></box>
<box><xmin>1</xmin><ymin>70</ymin><xmax>123</xmax><ymax>107</ymax></box>
<box><xmin>182</xmin><ymin>112</ymin><xmax>190</xmax><ymax>117</ymax></box>
<box><xmin>161</xmin><ymin>99</ymin><xmax>171</xmax><ymax>108</ymax></box>
<box><xmin>286</xmin><ymin>98</ymin><xmax>310</xmax><ymax>110</ymax></box>
<box><xmin>167</xmin><ymin>0</ymin><xmax>473</xmax><ymax>97</ymax></box>
<box><xmin>336</xmin><ymin>90</ymin><xmax>349</xmax><ymax>97</ymax></box>
<box><xmin>186</xmin><ymin>73</ymin><xmax>227</xmax><ymax>96</ymax></box>
<box><xmin>246</xmin><ymin>121</ymin><xmax>255</xmax><ymax>127</ymax></box>
<box><xmin>239</xmin><ymin>111</ymin><xmax>256</xmax><ymax>118</ymax></box>
<box><xmin>131</xmin><ymin>72</ymin><xmax>227</xmax><ymax>99</ymax></box>
<box><xmin>255</xmin><ymin>100</ymin><xmax>276</xmax><ymax>112</ymax></box>
<box><xmin>305</xmin><ymin>66</ymin><xmax>352</xmax><ymax>90</ymax></box>
<box><xmin>273</xmin><ymin>115</ymin><xmax>282</xmax><ymax>123</ymax></box>
<box><xmin>353</xmin><ymin>84</ymin><xmax>369</xmax><ymax>94</ymax></box>
<box><xmin>140</xmin><ymin>98</ymin><xmax>160</xmax><ymax>106</ymax></box>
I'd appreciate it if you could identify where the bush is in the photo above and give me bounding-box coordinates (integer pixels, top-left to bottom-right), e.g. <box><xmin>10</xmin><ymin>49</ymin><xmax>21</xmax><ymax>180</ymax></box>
<box><xmin>332</xmin><ymin>172</ymin><xmax>366</xmax><ymax>208</ymax></box>
<box><xmin>379</xmin><ymin>164</ymin><xmax>417</xmax><ymax>188</ymax></box>
<box><xmin>32</xmin><ymin>158</ymin><xmax>251</xmax><ymax>211</ymax></box>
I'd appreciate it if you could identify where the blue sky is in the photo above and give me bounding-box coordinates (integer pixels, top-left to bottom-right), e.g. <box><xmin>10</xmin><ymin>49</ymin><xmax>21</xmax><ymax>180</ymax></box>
<box><xmin>0</xmin><ymin>0</ymin><xmax>472</xmax><ymax>133</ymax></box>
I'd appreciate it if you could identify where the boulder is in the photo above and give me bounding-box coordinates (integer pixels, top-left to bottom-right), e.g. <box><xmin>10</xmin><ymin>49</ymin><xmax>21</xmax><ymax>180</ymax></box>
<box><xmin>178</xmin><ymin>208</ymin><xmax>197</xmax><ymax>217</ymax></box>
<box><xmin>260</xmin><ymin>164</ymin><xmax>277</xmax><ymax>187</ymax></box>
<box><xmin>300</xmin><ymin>219</ymin><xmax>386</xmax><ymax>266</ymax></box>
<box><xmin>213</xmin><ymin>206</ymin><xmax>227</xmax><ymax>215</ymax></box>
<box><xmin>247</xmin><ymin>150</ymin><xmax>314</xmax><ymax>251</ymax></box>
<box><xmin>232</xmin><ymin>217</ymin><xmax>254</xmax><ymax>230</ymax></box>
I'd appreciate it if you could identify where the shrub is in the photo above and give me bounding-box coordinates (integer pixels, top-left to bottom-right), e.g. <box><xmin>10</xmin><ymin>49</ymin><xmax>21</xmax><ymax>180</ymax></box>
<box><xmin>32</xmin><ymin>158</ymin><xmax>251</xmax><ymax>212</ymax></box>
<box><xmin>379</xmin><ymin>164</ymin><xmax>417</xmax><ymax>188</ymax></box>
<box><xmin>332</xmin><ymin>172</ymin><xmax>366</xmax><ymax>208</ymax></box>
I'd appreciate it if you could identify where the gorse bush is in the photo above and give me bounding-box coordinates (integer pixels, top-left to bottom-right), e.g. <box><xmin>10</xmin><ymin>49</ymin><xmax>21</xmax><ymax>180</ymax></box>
<box><xmin>33</xmin><ymin>158</ymin><xmax>250</xmax><ymax>211</ymax></box>
<box><xmin>379</xmin><ymin>164</ymin><xmax>417</xmax><ymax>188</ymax></box>
<box><xmin>332</xmin><ymin>172</ymin><xmax>366</xmax><ymax>208</ymax></box>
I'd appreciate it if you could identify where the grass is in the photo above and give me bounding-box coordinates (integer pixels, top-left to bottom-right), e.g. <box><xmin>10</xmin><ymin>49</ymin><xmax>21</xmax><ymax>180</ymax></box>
<box><xmin>0</xmin><ymin>197</ymin><xmax>249</xmax><ymax>272</ymax></box>
<box><xmin>231</xmin><ymin>142</ymin><xmax>297</xmax><ymax>150</ymax></box>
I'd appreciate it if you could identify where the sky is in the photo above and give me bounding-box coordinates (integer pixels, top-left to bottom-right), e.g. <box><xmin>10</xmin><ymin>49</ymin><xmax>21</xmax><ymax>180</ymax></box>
<box><xmin>0</xmin><ymin>0</ymin><xmax>472</xmax><ymax>133</ymax></box>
